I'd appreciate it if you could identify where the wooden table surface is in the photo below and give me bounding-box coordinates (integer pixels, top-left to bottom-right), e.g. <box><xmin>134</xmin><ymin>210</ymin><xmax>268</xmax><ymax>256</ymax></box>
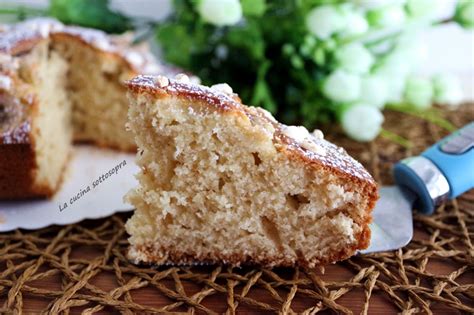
<box><xmin>4</xmin><ymin>221</ymin><xmax>470</xmax><ymax>314</ymax></box>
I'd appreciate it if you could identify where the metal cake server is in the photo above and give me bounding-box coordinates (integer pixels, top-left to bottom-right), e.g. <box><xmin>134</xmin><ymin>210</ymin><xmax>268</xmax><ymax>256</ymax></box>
<box><xmin>362</xmin><ymin>122</ymin><xmax>474</xmax><ymax>254</ymax></box>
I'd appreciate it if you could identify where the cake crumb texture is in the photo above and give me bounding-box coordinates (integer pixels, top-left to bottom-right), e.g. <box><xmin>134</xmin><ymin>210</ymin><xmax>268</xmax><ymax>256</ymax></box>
<box><xmin>125</xmin><ymin>75</ymin><xmax>378</xmax><ymax>268</ymax></box>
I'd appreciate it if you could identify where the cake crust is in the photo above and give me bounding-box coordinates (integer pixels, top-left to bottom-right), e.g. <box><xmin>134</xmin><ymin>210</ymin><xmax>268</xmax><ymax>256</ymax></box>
<box><xmin>0</xmin><ymin>18</ymin><xmax>162</xmax><ymax>73</ymax></box>
<box><xmin>125</xmin><ymin>75</ymin><xmax>378</xmax><ymax>268</ymax></box>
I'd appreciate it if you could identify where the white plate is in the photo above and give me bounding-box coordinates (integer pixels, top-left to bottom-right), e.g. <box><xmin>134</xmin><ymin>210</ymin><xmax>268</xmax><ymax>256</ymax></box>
<box><xmin>0</xmin><ymin>145</ymin><xmax>138</xmax><ymax>232</ymax></box>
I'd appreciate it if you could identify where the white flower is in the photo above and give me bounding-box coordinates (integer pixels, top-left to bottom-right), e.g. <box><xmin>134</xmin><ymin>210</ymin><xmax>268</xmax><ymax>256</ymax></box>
<box><xmin>373</xmin><ymin>44</ymin><xmax>416</xmax><ymax>104</ymax></box>
<box><xmin>384</xmin><ymin>76</ymin><xmax>406</xmax><ymax>103</ymax></box>
<box><xmin>406</xmin><ymin>0</ymin><xmax>440</xmax><ymax>20</ymax></box>
<box><xmin>306</xmin><ymin>5</ymin><xmax>346</xmax><ymax>39</ymax></box>
<box><xmin>323</xmin><ymin>70</ymin><xmax>361</xmax><ymax>102</ymax></box>
<box><xmin>374</xmin><ymin>36</ymin><xmax>425</xmax><ymax>88</ymax></box>
<box><xmin>359</xmin><ymin>75</ymin><xmax>389</xmax><ymax>108</ymax></box>
<box><xmin>197</xmin><ymin>0</ymin><xmax>242</xmax><ymax>27</ymax></box>
<box><xmin>335</xmin><ymin>43</ymin><xmax>374</xmax><ymax>74</ymax></box>
<box><xmin>432</xmin><ymin>74</ymin><xmax>464</xmax><ymax>107</ymax></box>
<box><xmin>341</xmin><ymin>103</ymin><xmax>384</xmax><ymax>142</ymax></box>
<box><xmin>396</xmin><ymin>33</ymin><xmax>427</xmax><ymax>67</ymax></box>
<box><xmin>375</xmin><ymin>50</ymin><xmax>411</xmax><ymax>78</ymax></box>
<box><xmin>350</xmin><ymin>0</ymin><xmax>405</xmax><ymax>9</ymax></box>
<box><xmin>368</xmin><ymin>4</ymin><xmax>406</xmax><ymax>28</ymax></box>
<box><xmin>343</xmin><ymin>12</ymin><xmax>369</xmax><ymax>36</ymax></box>
<box><xmin>404</xmin><ymin>76</ymin><xmax>433</xmax><ymax>109</ymax></box>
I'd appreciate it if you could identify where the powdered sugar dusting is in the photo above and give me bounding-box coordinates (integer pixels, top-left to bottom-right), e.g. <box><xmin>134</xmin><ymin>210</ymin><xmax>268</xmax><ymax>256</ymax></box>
<box><xmin>127</xmin><ymin>75</ymin><xmax>240</xmax><ymax>111</ymax></box>
<box><xmin>124</xmin><ymin>51</ymin><xmax>145</xmax><ymax>68</ymax></box>
<box><xmin>153</xmin><ymin>75</ymin><xmax>169</xmax><ymax>88</ymax></box>
<box><xmin>0</xmin><ymin>74</ymin><xmax>11</xmax><ymax>90</ymax></box>
<box><xmin>282</xmin><ymin>126</ymin><xmax>310</xmax><ymax>143</ymax></box>
<box><xmin>0</xmin><ymin>18</ymin><xmax>163</xmax><ymax>75</ymax></box>
<box><xmin>175</xmin><ymin>73</ymin><xmax>191</xmax><ymax>84</ymax></box>
<box><xmin>210</xmin><ymin>83</ymin><xmax>233</xmax><ymax>95</ymax></box>
<box><xmin>282</xmin><ymin>125</ymin><xmax>326</xmax><ymax>157</ymax></box>
<box><xmin>0</xmin><ymin>18</ymin><xmax>63</xmax><ymax>53</ymax></box>
<box><xmin>61</xmin><ymin>26</ymin><xmax>113</xmax><ymax>51</ymax></box>
<box><xmin>312</xmin><ymin>129</ymin><xmax>324</xmax><ymax>140</ymax></box>
<box><xmin>284</xmin><ymin>137</ymin><xmax>373</xmax><ymax>182</ymax></box>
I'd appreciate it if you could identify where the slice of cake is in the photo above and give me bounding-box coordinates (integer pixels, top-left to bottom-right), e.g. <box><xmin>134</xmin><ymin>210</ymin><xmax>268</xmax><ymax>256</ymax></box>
<box><xmin>0</xmin><ymin>18</ymin><xmax>181</xmax><ymax>198</ymax></box>
<box><xmin>125</xmin><ymin>74</ymin><xmax>378</xmax><ymax>268</ymax></box>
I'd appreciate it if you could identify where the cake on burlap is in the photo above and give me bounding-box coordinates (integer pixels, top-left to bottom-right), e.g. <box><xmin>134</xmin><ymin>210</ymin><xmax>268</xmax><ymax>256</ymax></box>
<box><xmin>125</xmin><ymin>74</ymin><xmax>378</xmax><ymax>268</ymax></box>
<box><xmin>0</xmin><ymin>18</ymin><xmax>178</xmax><ymax>199</ymax></box>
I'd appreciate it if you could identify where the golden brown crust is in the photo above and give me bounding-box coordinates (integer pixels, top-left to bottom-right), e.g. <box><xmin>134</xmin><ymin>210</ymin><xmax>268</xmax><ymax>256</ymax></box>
<box><xmin>126</xmin><ymin>75</ymin><xmax>242</xmax><ymax>112</ymax></box>
<box><xmin>0</xmin><ymin>93</ymin><xmax>67</xmax><ymax>199</ymax></box>
<box><xmin>0</xmin><ymin>75</ymin><xmax>35</xmax><ymax>145</ymax></box>
<box><xmin>0</xmin><ymin>143</ymin><xmax>70</xmax><ymax>199</ymax></box>
<box><xmin>0</xmin><ymin>143</ymin><xmax>38</xmax><ymax>198</ymax></box>
<box><xmin>0</xmin><ymin>80</ymin><xmax>41</xmax><ymax>197</ymax></box>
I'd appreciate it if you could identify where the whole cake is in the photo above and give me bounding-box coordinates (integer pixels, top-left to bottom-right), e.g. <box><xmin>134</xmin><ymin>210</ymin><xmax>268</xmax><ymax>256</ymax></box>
<box><xmin>0</xmin><ymin>18</ymin><xmax>178</xmax><ymax>199</ymax></box>
<box><xmin>125</xmin><ymin>74</ymin><xmax>378</xmax><ymax>268</ymax></box>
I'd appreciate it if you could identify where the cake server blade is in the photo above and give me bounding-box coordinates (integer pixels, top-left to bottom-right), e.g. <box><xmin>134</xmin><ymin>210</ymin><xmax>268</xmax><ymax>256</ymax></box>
<box><xmin>361</xmin><ymin>122</ymin><xmax>474</xmax><ymax>254</ymax></box>
<box><xmin>360</xmin><ymin>186</ymin><xmax>415</xmax><ymax>254</ymax></box>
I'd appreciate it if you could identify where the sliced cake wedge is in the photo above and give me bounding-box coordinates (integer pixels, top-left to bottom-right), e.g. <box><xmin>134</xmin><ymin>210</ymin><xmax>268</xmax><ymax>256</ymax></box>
<box><xmin>125</xmin><ymin>74</ymin><xmax>378</xmax><ymax>268</ymax></box>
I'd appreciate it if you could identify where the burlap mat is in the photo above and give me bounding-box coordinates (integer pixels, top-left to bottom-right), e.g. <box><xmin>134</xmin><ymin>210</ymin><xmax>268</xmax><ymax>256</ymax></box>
<box><xmin>1</xmin><ymin>105</ymin><xmax>473</xmax><ymax>314</ymax></box>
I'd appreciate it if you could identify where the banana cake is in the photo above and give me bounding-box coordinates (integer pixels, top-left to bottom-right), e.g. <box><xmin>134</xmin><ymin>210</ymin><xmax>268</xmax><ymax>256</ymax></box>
<box><xmin>0</xmin><ymin>18</ymin><xmax>179</xmax><ymax>198</ymax></box>
<box><xmin>124</xmin><ymin>74</ymin><xmax>378</xmax><ymax>268</ymax></box>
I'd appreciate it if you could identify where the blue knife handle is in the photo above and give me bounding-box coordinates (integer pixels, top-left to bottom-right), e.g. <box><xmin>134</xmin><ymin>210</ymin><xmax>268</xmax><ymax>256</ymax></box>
<box><xmin>422</xmin><ymin>122</ymin><xmax>474</xmax><ymax>198</ymax></box>
<box><xmin>394</xmin><ymin>122</ymin><xmax>474</xmax><ymax>215</ymax></box>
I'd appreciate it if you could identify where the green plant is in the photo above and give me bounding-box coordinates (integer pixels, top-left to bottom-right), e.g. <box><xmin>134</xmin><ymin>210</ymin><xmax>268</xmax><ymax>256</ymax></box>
<box><xmin>0</xmin><ymin>0</ymin><xmax>131</xmax><ymax>33</ymax></box>
<box><xmin>155</xmin><ymin>0</ymin><xmax>469</xmax><ymax>141</ymax></box>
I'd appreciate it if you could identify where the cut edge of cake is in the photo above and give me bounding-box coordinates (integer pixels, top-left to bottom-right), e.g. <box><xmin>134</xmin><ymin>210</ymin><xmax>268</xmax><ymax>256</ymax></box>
<box><xmin>0</xmin><ymin>18</ymin><xmax>185</xmax><ymax>199</ymax></box>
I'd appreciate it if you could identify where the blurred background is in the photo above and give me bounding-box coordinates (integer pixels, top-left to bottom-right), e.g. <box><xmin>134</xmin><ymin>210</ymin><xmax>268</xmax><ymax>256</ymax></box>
<box><xmin>1</xmin><ymin>0</ymin><xmax>472</xmax><ymax>141</ymax></box>
<box><xmin>2</xmin><ymin>0</ymin><xmax>471</xmax><ymax>100</ymax></box>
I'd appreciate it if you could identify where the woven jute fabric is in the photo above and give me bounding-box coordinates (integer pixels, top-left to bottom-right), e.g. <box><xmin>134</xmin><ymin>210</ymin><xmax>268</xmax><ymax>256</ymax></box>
<box><xmin>1</xmin><ymin>105</ymin><xmax>473</xmax><ymax>314</ymax></box>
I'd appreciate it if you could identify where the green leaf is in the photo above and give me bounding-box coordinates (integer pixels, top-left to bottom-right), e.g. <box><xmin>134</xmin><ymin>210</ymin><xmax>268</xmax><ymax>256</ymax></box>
<box><xmin>48</xmin><ymin>0</ymin><xmax>130</xmax><ymax>33</ymax></box>
<box><xmin>454</xmin><ymin>0</ymin><xmax>474</xmax><ymax>29</ymax></box>
<box><xmin>312</xmin><ymin>47</ymin><xmax>326</xmax><ymax>65</ymax></box>
<box><xmin>225</xmin><ymin>21</ymin><xmax>265</xmax><ymax>60</ymax></box>
<box><xmin>154</xmin><ymin>0</ymin><xmax>359</xmax><ymax>130</ymax></box>
<box><xmin>380</xmin><ymin>129</ymin><xmax>413</xmax><ymax>149</ymax></box>
<box><xmin>156</xmin><ymin>23</ymin><xmax>195</xmax><ymax>68</ymax></box>
<box><xmin>251</xmin><ymin>61</ymin><xmax>277</xmax><ymax>112</ymax></box>
<box><xmin>241</xmin><ymin>0</ymin><xmax>266</xmax><ymax>17</ymax></box>
<box><xmin>0</xmin><ymin>6</ymin><xmax>46</xmax><ymax>21</ymax></box>
<box><xmin>387</xmin><ymin>104</ymin><xmax>457</xmax><ymax>132</ymax></box>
